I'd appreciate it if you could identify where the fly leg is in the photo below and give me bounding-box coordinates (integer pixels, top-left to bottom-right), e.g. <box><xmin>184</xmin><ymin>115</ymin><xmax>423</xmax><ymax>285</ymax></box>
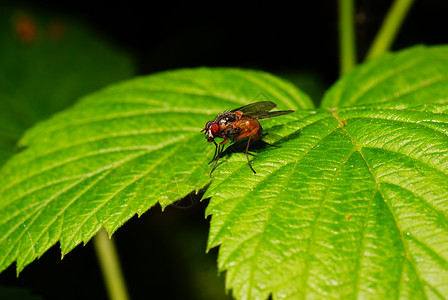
<box><xmin>208</xmin><ymin>140</ymin><xmax>219</xmax><ymax>164</ymax></box>
<box><xmin>244</xmin><ymin>135</ymin><xmax>256</xmax><ymax>174</ymax></box>
<box><xmin>235</xmin><ymin>130</ymin><xmax>259</xmax><ymax>174</ymax></box>
<box><xmin>210</xmin><ymin>139</ymin><xmax>228</xmax><ymax>177</ymax></box>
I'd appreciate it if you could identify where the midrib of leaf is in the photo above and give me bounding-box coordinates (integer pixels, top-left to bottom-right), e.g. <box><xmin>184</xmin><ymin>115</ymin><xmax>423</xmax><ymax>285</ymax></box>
<box><xmin>2</xmin><ymin>59</ymin><xmax>448</xmax><ymax>299</ymax></box>
<box><xmin>330</xmin><ymin>109</ymin><xmax>435</xmax><ymax>298</ymax></box>
<box><xmin>299</xmin><ymin>146</ymin><xmax>357</xmax><ymax>297</ymax></box>
<box><xmin>210</xmin><ymin>104</ymin><xmax>448</xmax><ymax>254</ymax></box>
<box><xmin>338</xmin><ymin>109</ymin><xmax>448</xmax><ymax>213</ymax></box>
<box><xmin>210</xmin><ymin>104</ymin><xmax>448</xmax><ymax>226</ymax></box>
<box><xmin>205</xmin><ymin>111</ymin><xmax>332</xmax><ymax>204</ymax></box>
<box><xmin>0</xmin><ymin>67</ymin><xmax>312</xmax><ymax>276</ymax></box>
<box><xmin>245</xmin><ymin>160</ymin><xmax>299</xmax><ymax>300</ymax></box>
<box><xmin>209</xmin><ymin>119</ymin><xmax>351</xmax><ymax>300</ymax></box>
<box><xmin>207</xmin><ymin>114</ymin><xmax>336</xmax><ymax>249</ymax></box>
<box><xmin>350</xmin><ymin>188</ymin><xmax>378</xmax><ymax>299</ymax></box>
<box><xmin>397</xmin><ymin>256</ymin><xmax>409</xmax><ymax>299</ymax></box>
<box><xmin>337</xmin><ymin>107</ymin><xmax>448</xmax><ymax>167</ymax></box>
<box><xmin>207</xmin><ymin>100</ymin><xmax>448</xmax><ymax>299</ymax></box>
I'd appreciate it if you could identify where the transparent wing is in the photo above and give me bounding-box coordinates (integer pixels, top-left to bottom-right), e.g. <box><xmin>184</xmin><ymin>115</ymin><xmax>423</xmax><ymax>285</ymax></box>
<box><xmin>253</xmin><ymin>110</ymin><xmax>294</xmax><ymax>119</ymax></box>
<box><xmin>231</xmin><ymin>101</ymin><xmax>293</xmax><ymax>119</ymax></box>
<box><xmin>231</xmin><ymin>101</ymin><xmax>276</xmax><ymax>115</ymax></box>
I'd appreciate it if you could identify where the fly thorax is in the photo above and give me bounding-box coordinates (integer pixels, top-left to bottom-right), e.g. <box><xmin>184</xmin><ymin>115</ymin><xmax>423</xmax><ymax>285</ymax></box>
<box><xmin>215</xmin><ymin>112</ymin><xmax>237</xmax><ymax>125</ymax></box>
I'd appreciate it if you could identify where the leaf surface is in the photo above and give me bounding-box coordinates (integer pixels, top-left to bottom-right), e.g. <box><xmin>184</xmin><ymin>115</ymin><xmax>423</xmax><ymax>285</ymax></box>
<box><xmin>1</xmin><ymin>43</ymin><xmax>447</xmax><ymax>300</ymax></box>
<box><xmin>205</xmin><ymin>46</ymin><xmax>448</xmax><ymax>299</ymax></box>
<box><xmin>0</xmin><ymin>68</ymin><xmax>309</xmax><ymax>273</ymax></box>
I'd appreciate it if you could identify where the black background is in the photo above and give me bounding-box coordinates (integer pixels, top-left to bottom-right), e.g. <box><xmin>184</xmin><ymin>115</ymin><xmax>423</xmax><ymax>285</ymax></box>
<box><xmin>1</xmin><ymin>1</ymin><xmax>447</xmax><ymax>299</ymax></box>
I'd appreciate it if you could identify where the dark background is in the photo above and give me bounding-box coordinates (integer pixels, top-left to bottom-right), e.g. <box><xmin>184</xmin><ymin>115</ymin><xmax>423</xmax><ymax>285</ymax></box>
<box><xmin>1</xmin><ymin>1</ymin><xmax>447</xmax><ymax>299</ymax></box>
<box><xmin>27</xmin><ymin>1</ymin><xmax>447</xmax><ymax>83</ymax></box>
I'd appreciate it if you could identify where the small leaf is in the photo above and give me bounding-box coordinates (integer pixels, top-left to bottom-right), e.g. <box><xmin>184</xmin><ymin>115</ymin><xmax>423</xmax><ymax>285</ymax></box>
<box><xmin>205</xmin><ymin>45</ymin><xmax>448</xmax><ymax>299</ymax></box>
<box><xmin>0</xmin><ymin>68</ymin><xmax>309</xmax><ymax>274</ymax></box>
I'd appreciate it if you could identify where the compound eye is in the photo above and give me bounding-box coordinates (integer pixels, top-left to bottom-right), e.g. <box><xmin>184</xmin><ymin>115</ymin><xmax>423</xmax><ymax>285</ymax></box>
<box><xmin>210</xmin><ymin>123</ymin><xmax>219</xmax><ymax>136</ymax></box>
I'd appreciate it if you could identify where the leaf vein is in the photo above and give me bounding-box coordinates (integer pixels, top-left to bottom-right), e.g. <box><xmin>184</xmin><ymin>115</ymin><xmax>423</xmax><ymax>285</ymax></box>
<box><xmin>331</xmin><ymin>109</ymin><xmax>430</xmax><ymax>299</ymax></box>
<box><xmin>245</xmin><ymin>161</ymin><xmax>299</xmax><ymax>299</ymax></box>
<box><xmin>20</xmin><ymin>168</ymin><xmax>114</xmax><ymax>261</ymax></box>
<box><xmin>13</xmin><ymin>128</ymin><xmax>198</xmax><ymax>168</ymax></box>
<box><xmin>2</xmin><ymin>134</ymin><xmax>191</xmax><ymax>195</ymax></box>
<box><xmin>300</xmin><ymin>149</ymin><xmax>355</xmax><ymax>295</ymax></box>
<box><xmin>352</xmin><ymin>188</ymin><xmax>378</xmax><ymax>298</ymax></box>
<box><xmin>63</xmin><ymin>134</ymin><xmax>199</xmax><ymax>249</ymax></box>
<box><xmin>0</xmin><ymin>175</ymin><xmax>88</xmax><ymax>268</ymax></box>
<box><xmin>209</xmin><ymin>120</ymin><xmax>339</xmax><ymax>248</ymax></box>
<box><xmin>345</xmin><ymin>58</ymin><xmax>430</xmax><ymax>106</ymax></box>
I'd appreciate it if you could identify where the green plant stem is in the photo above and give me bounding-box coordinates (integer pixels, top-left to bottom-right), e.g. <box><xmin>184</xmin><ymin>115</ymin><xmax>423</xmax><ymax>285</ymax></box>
<box><xmin>366</xmin><ymin>0</ymin><xmax>415</xmax><ymax>60</ymax></box>
<box><xmin>338</xmin><ymin>0</ymin><xmax>357</xmax><ymax>75</ymax></box>
<box><xmin>94</xmin><ymin>229</ymin><xmax>130</xmax><ymax>300</ymax></box>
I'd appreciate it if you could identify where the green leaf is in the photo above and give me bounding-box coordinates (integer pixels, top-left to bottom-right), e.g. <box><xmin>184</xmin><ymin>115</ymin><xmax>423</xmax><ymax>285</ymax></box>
<box><xmin>322</xmin><ymin>45</ymin><xmax>448</xmax><ymax>108</ymax></box>
<box><xmin>1</xmin><ymin>43</ymin><xmax>448</xmax><ymax>300</ymax></box>
<box><xmin>205</xmin><ymin>45</ymin><xmax>448</xmax><ymax>299</ymax></box>
<box><xmin>0</xmin><ymin>6</ymin><xmax>134</xmax><ymax>165</ymax></box>
<box><xmin>0</xmin><ymin>68</ymin><xmax>310</xmax><ymax>274</ymax></box>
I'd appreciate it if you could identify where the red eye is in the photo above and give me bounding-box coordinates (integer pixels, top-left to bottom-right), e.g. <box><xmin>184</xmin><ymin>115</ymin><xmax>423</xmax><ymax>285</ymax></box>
<box><xmin>210</xmin><ymin>123</ymin><xmax>219</xmax><ymax>136</ymax></box>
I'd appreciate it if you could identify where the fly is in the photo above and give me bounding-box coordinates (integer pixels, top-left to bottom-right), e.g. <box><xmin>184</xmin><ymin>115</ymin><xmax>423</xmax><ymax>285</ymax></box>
<box><xmin>201</xmin><ymin>101</ymin><xmax>294</xmax><ymax>176</ymax></box>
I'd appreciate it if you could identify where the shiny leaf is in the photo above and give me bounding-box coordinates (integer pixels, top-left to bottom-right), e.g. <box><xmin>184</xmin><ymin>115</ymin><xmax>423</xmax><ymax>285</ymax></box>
<box><xmin>0</xmin><ymin>68</ymin><xmax>308</xmax><ymax>274</ymax></box>
<box><xmin>205</xmin><ymin>45</ymin><xmax>448</xmax><ymax>299</ymax></box>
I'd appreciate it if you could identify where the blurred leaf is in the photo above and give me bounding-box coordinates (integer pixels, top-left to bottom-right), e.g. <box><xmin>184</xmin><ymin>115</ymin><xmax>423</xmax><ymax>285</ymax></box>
<box><xmin>0</xmin><ymin>5</ymin><xmax>134</xmax><ymax>165</ymax></box>
<box><xmin>0</xmin><ymin>68</ymin><xmax>309</xmax><ymax>274</ymax></box>
<box><xmin>0</xmin><ymin>286</ymin><xmax>43</xmax><ymax>300</ymax></box>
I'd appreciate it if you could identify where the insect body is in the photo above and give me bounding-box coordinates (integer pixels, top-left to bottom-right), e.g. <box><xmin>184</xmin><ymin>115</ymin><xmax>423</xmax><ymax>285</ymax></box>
<box><xmin>201</xmin><ymin>101</ymin><xmax>293</xmax><ymax>176</ymax></box>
